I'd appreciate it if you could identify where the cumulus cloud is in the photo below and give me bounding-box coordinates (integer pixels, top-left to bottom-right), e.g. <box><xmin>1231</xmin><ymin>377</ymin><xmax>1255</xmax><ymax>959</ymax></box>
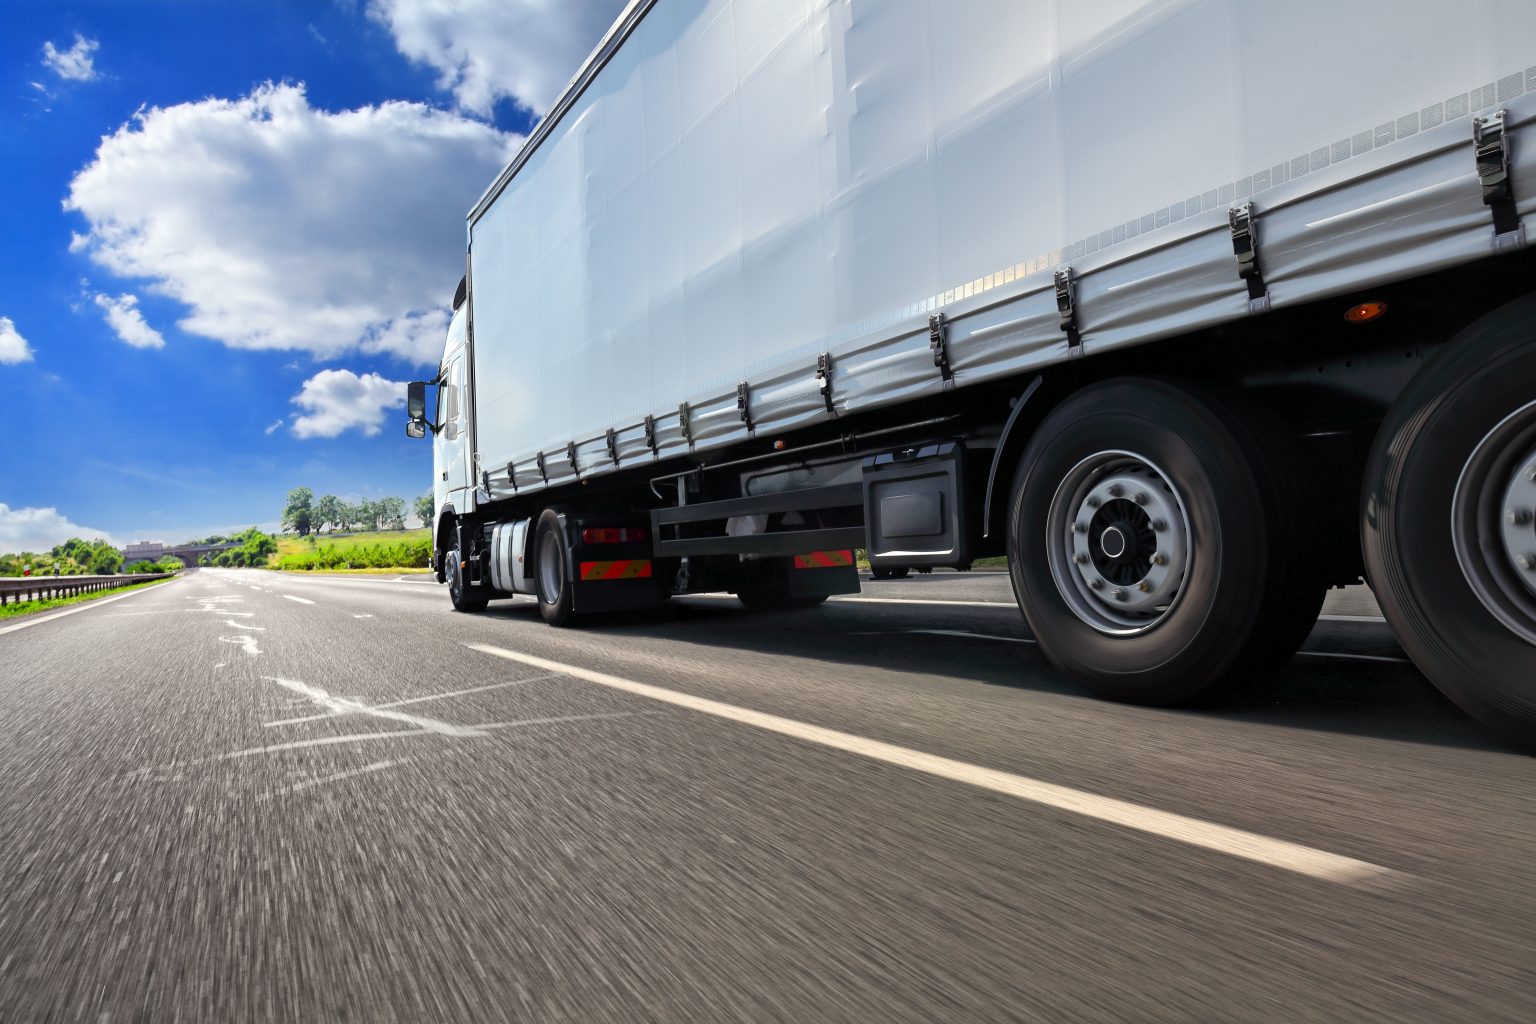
<box><xmin>369</xmin><ymin>0</ymin><xmax>626</xmax><ymax>116</ymax></box>
<box><xmin>93</xmin><ymin>293</ymin><xmax>166</xmax><ymax>349</ymax></box>
<box><xmin>290</xmin><ymin>369</ymin><xmax>405</xmax><ymax>439</ymax></box>
<box><xmin>0</xmin><ymin>503</ymin><xmax>118</xmax><ymax>552</ymax></box>
<box><xmin>65</xmin><ymin>83</ymin><xmax>516</xmax><ymax>365</ymax></box>
<box><xmin>42</xmin><ymin>34</ymin><xmax>100</xmax><ymax>82</ymax></box>
<box><xmin>0</xmin><ymin>317</ymin><xmax>34</xmax><ymax>364</ymax></box>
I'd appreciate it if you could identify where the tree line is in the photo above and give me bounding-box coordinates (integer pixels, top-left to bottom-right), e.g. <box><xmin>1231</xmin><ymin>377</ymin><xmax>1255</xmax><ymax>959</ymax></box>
<box><xmin>280</xmin><ymin>487</ymin><xmax>433</xmax><ymax>537</ymax></box>
<box><xmin>0</xmin><ymin>537</ymin><xmax>123</xmax><ymax>577</ymax></box>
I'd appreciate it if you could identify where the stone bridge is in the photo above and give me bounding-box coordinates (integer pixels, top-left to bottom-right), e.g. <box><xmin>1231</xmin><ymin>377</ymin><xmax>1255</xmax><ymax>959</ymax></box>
<box><xmin>120</xmin><ymin>541</ymin><xmax>239</xmax><ymax>567</ymax></box>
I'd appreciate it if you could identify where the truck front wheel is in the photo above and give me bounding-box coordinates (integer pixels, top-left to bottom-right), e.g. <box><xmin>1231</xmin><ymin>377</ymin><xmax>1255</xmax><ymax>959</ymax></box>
<box><xmin>1008</xmin><ymin>377</ymin><xmax>1322</xmax><ymax>705</ymax></box>
<box><xmin>447</xmin><ymin>545</ymin><xmax>488</xmax><ymax>613</ymax></box>
<box><xmin>1363</xmin><ymin>295</ymin><xmax>1536</xmax><ymax>749</ymax></box>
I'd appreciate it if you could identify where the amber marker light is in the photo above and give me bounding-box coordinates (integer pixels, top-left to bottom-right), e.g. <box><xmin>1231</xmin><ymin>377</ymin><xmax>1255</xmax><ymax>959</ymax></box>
<box><xmin>1344</xmin><ymin>300</ymin><xmax>1387</xmax><ymax>323</ymax></box>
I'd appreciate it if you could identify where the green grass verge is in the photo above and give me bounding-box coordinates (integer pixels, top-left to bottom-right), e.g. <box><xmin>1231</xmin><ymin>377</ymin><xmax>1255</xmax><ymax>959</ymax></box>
<box><xmin>271</xmin><ymin>528</ymin><xmax>432</xmax><ymax>572</ymax></box>
<box><xmin>277</xmin><ymin>567</ymin><xmax>434</xmax><ymax>576</ymax></box>
<box><xmin>0</xmin><ymin>577</ymin><xmax>174</xmax><ymax>621</ymax></box>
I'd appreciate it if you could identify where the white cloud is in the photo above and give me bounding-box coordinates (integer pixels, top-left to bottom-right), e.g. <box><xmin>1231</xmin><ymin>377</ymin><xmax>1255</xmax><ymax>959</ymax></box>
<box><xmin>65</xmin><ymin>83</ymin><xmax>516</xmax><ymax>366</ymax></box>
<box><xmin>93</xmin><ymin>293</ymin><xmax>166</xmax><ymax>349</ymax></box>
<box><xmin>0</xmin><ymin>317</ymin><xmax>34</xmax><ymax>364</ymax></box>
<box><xmin>290</xmin><ymin>369</ymin><xmax>405</xmax><ymax>439</ymax></box>
<box><xmin>264</xmin><ymin>418</ymin><xmax>285</xmax><ymax>435</ymax></box>
<box><xmin>42</xmin><ymin>34</ymin><xmax>100</xmax><ymax>82</ymax></box>
<box><xmin>368</xmin><ymin>0</ymin><xmax>626</xmax><ymax>116</ymax></box>
<box><xmin>0</xmin><ymin>504</ymin><xmax>118</xmax><ymax>553</ymax></box>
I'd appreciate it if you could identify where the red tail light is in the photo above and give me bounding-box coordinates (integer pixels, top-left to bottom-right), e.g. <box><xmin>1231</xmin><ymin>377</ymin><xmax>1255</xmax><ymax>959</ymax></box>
<box><xmin>580</xmin><ymin>527</ymin><xmax>649</xmax><ymax>544</ymax></box>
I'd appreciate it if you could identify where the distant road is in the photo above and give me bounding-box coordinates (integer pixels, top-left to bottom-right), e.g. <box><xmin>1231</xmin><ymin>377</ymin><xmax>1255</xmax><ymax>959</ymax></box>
<box><xmin>1</xmin><ymin>568</ymin><xmax>1531</xmax><ymax>1022</ymax></box>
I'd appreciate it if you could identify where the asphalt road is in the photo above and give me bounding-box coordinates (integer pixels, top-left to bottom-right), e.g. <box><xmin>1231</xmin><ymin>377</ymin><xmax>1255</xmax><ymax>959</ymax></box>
<box><xmin>1</xmin><ymin>568</ymin><xmax>1531</xmax><ymax>1022</ymax></box>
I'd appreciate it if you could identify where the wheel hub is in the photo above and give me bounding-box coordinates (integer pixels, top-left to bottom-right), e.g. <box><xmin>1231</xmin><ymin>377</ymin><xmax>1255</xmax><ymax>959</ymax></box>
<box><xmin>1498</xmin><ymin>451</ymin><xmax>1536</xmax><ymax>592</ymax></box>
<box><xmin>1049</xmin><ymin>453</ymin><xmax>1191</xmax><ymax>634</ymax></box>
<box><xmin>1452</xmin><ymin>399</ymin><xmax>1536</xmax><ymax>645</ymax></box>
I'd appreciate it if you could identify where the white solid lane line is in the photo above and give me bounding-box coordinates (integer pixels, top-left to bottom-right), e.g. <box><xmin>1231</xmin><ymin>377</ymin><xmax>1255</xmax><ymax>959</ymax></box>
<box><xmin>1316</xmin><ymin>613</ymin><xmax>1389</xmax><ymax>623</ymax></box>
<box><xmin>834</xmin><ymin>596</ymin><xmax>1015</xmax><ymax>608</ymax></box>
<box><xmin>1296</xmin><ymin>650</ymin><xmax>1411</xmax><ymax>665</ymax></box>
<box><xmin>0</xmin><ymin>578</ymin><xmax>179</xmax><ymax>636</ymax></box>
<box><xmin>853</xmin><ymin>628</ymin><xmax>1036</xmax><ymax>645</ymax></box>
<box><xmin>466</xmin><ymin>642</ymin><xmax>1402</xmax><ymax>887</ymax></box>
<box><xmin>282</xmin><ymin>595</ymin><xmax>316</xmax><ymax>605</ymax></box>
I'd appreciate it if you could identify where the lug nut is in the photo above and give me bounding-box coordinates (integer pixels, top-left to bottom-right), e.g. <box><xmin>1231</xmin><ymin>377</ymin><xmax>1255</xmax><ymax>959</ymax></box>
<box><xmin>1087</xmin><ymin>496</ymin><xmax>1101</xmax><ymax>509</ymax></box>
<box><xmin>1134</xmin><ymin>491</ymin><xmax>1149</xmax><ymax>505</ymax></box>
<box><xmin>1509</xmin><ymin>508</ymin><xmax>1533</xmax><ymax>526</ymax></box>
<box><xmin>1518</xmin><ymin>554</ymin><xmax>1535</xmax><ymax>572</ymax></box>
<box><xmin>1107</xmin><ymin>483</ymin><xmax>1124</xmax><ymax>497</ymax></box>
<box><xmin>1111</xmin><ymin>588</ymin><xmax>1127</xmax><ymax>601</ymax></box>
<box><xmin>1073</xmin><ymin>522</ymin><xmax>1087</xmax><ymax>534</ymax></box>
<box><xmin>1150</xmin><ymin>552</ymin><xmax>1168</xmax><ymax>566</ymax></box>
<box><xmin>1152</xmin><ymin>519</ymin><xmax>1168</xmax><ymax>532</ymax></box>
<box><xmin>1074</xmin><ymin>553</ymin><xmax>1089</xmax><ymax>565</ymax></box>
<box><xmin>1090</xmin><ymin>578</ymin><xmax>1104</xmax><ymax>590</ymax></box>
<box><xmin>1137</xmin><ymin>580</ymin><xmax>1152</xmax><ymax>593</ymax></box>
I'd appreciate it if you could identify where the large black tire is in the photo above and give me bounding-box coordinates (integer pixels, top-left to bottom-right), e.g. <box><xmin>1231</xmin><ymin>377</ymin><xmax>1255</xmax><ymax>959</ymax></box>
<box><xmin>533</xmin><ymin>510</ymin><xmax>578</xmax><ymax>627</ymax></box>
<box><xmin>1362</xmin><ymin>294</ymin><xmax>1536</xmax><ymax>748</ymax></box>
<box><xmin>1008</xmin><ymin>377</ymin><xmax>1322</xmax><ymax>705</ymax></box>
<box><xmin>446</xmin><ymin>545</ymin><xmax>488</xmax><ymax>613</ymax></box>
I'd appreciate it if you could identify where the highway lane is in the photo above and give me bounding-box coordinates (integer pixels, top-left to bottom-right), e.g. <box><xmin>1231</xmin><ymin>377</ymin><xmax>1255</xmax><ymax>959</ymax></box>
<box><xmin>0</xmin><ymin>568</ymin><xmax>1531</xmax><ymax>1021</ymax></box>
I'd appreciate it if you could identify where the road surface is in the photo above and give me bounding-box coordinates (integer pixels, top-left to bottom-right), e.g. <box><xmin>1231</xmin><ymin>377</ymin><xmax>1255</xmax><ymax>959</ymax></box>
<box><xmin>1</xmin><ymin>568</ymin><xmax>1531</xmax><ymax>1022</ymax></box>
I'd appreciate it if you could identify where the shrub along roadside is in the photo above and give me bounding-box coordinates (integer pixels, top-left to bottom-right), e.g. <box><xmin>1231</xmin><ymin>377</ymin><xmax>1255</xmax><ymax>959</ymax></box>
<box><xmin>272</xmin><ymin>536</ymin><xmax>432</xmax><ymax>572</ymax></box>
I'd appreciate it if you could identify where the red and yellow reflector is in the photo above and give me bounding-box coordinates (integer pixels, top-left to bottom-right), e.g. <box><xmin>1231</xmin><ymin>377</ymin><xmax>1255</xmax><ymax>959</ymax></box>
<box><xmin>1343</xmin><ymin>300</ymin><xmax>1387</xmax><ymax>323</ymax></box>
<box><xmin>579</xmin><ymin>559</ymin><xmax>653</xmax><ymax>581</ymax></box>
<box><xmin>792</xmin><ymin>549</ymin><xmax>854</xmax><ymax>570</ymax></box>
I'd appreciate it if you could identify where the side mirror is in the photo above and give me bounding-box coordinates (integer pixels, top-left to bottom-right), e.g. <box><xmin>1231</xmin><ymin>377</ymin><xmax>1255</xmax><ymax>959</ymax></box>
<box><xmin>406</xmin><ymin>420</ymin><xmax>426</xmax><ymax>439</ymax></box>
<box><xmin>407</xmin><ymin>381</ymin><xmax>427</xmax><ymax>421</ymax></box>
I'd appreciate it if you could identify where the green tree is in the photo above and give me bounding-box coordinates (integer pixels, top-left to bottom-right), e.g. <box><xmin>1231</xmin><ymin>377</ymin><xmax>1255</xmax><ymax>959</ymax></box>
<box><xmin>314</xmin><ymin>494</ymin><xmax>342</xmax><ymax>533</ymax></box>
<box><xmin>414</xmin><ymin>492</ymin><xmax>434</xmax><ymax>528</ymax></box>
<box><xmin>281</xmin><ymin>486</ymin><xmax>315</xmax><ymax>536</ymax></box>
<box><xmin>353</xmin><ymin>499</ymin><xmax>379</xmax><ymax>531</ymax></box>
<box><xmin>87</xmin><ymin>542</ymin><xmax>123</xmax><ymax>575</ymax></box>
<box><xmin>376</xmin><ymin>496</ymin><xmax>406</xmax><ymax>531</ymax></box>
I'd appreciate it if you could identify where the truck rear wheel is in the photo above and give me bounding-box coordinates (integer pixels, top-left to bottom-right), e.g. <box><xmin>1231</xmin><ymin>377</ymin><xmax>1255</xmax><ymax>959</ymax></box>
<box><xmin>1362</xmin><ymin>295</ymin><xmax>1536</xmax><ymax>748</ymax></box>
<box><xmin>1008</xmin><ymin>377</ymin><xmax>1321</xmax><ymax>705</ymax></box>
<box><xmin>533</xmin><ymin>510</ymin><xmax>579</xmax><ymax>627</ymax></box>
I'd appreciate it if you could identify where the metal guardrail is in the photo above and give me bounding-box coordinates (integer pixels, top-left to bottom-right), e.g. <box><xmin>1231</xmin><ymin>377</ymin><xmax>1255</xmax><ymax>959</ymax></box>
<box><xmin>0</xmin><ymin>571</ymin><xmax>178</xmax><ymax>606</ymax></box>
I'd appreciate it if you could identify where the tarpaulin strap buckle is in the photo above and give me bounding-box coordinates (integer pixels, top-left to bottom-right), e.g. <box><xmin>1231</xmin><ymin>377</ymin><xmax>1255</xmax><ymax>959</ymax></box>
<box><xmin>1229</xmin><ymin>203</ymin><xmax>1268</xmax><ymax>310</ymax></box>
<box><xmin>1474</xmin><ymin>110</ymin><xmax>1521</xmax><ymax>239</ymax></box>
<box><xmin>1054</xmin><ymin>269</ymin><xmax>1082</xmax><ymax>352</ymax></box>
<box><xmin>929</xmin><ymin>313</ymin><xmax>953</xmax><ymax>381</ymax></box>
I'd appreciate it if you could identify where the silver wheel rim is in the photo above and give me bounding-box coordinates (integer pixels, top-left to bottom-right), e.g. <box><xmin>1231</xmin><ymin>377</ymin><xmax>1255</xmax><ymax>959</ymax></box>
<box><xmin>1045</xmin><ymin>450</ymin><xmax>1192</xmax><ymax>636</ymax></box>
<box><xmin>538</xmin><ymin>529</ymin><xmax>564</xmax><ymax>605</ymax></box>
<box><xmin>1452</xmin><ymin>398</ymin><xmax>1536</xmax><ymax>645</ymax></box>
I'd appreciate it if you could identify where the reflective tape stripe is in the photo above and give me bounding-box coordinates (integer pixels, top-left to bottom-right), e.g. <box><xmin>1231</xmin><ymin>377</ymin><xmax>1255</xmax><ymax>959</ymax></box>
<box><xmin>793</xmin><ymin>549</ymin><xmax>854</xmax><ymax>569</ymax></box>
<box><xmin>579</xmin><ymin>560</ymin><xmax>653</xmax><ymax>581</ymax></box>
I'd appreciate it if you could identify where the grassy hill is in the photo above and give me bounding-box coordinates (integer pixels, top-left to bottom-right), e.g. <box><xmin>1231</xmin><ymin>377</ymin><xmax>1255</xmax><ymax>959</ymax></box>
<box><xmin>271</xmin><ymin>528</ymin><xmax>431</xmax><ymax>572</ymax></box>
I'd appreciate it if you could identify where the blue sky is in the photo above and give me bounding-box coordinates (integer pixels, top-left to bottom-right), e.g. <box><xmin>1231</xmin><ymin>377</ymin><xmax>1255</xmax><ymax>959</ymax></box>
<box><xmin>0</xmin><ymin>0</ymin><xmax>623</xmax><ymax>550</ymax></box>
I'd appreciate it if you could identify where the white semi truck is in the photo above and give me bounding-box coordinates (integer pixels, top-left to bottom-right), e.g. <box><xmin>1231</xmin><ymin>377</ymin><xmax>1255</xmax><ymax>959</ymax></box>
<box><xmin>408</xmin><ymin>0</ymin><xmax>1536</xmax><ymax>747</ymax></box>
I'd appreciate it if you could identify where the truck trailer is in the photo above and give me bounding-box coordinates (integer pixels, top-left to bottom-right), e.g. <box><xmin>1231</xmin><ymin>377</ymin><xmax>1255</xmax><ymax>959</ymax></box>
<box><xmin>408</xmin><ymin>0</ymin><xmax>1536</xmax><ymax>747</ymax></box>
